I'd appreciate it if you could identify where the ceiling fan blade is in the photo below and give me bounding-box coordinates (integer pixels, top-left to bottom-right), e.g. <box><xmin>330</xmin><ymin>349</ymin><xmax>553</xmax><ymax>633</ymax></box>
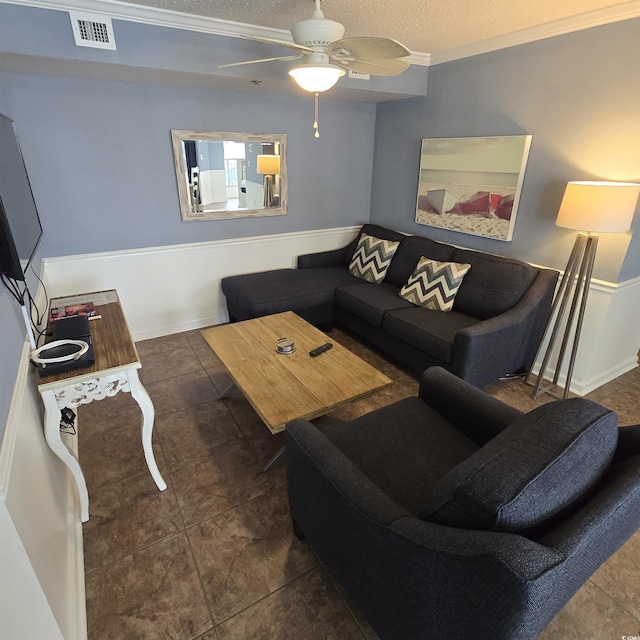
<box><xmin>236</xmin><ymin>34</ymin><xmax>313</xmax><ymax>54</ymax></box>
<box><xmin>329</xmin><ymin>37</ymin><xmax>411</xmax><ymax>61</ymax></box>
<box><xmin>219</xmin><ymin>54</ymin><xmax>304</xmax><ymax>69</ymax></box>
<box><xmin>336</xmin><ymin>57</ymin><xmax>410</xmax><ymax>77</ymax></box>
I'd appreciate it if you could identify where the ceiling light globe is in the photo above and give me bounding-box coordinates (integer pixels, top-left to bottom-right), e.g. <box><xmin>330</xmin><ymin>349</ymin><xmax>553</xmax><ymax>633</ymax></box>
<box><xmin>289</xmin><ymin>64</ymin><xmax>345</xmax><ymax>93</ymax></box>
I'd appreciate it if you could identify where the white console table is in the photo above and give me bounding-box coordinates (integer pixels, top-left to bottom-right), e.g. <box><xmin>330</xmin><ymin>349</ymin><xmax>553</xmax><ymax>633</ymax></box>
<box><xmin>37</xmin><ymin>289</ymin><xmax>166</xmax><ymax>522</ymax></box>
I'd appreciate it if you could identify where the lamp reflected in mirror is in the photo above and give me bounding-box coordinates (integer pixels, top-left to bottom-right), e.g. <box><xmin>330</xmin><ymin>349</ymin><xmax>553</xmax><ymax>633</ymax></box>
<box><xmin>257</xmin><ymin>154</ymin><xmax>281</xmax><ymax>208</ymax></box>
<box><xmin>171</xmin><ymin>130</ymin><xmax>287</xmax><ymax>221</ymax></box>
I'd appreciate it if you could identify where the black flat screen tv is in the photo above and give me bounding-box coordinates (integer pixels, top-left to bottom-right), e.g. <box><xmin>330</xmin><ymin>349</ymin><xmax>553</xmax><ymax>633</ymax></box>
<box><xmin>0</xmin><ymin>112</ymin><xmax>43</xmax><ymax>282</ymax></box>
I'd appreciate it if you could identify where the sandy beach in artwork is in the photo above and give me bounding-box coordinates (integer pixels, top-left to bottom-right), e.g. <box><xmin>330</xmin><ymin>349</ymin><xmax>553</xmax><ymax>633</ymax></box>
<box><xmin>415</xmin><ymin>209</ymin><xmax>511</xmax><ymax>241</ymax></box>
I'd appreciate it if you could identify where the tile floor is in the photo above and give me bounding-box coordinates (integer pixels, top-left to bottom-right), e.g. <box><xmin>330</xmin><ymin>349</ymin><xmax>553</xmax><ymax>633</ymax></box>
<box><xmin>78</xmin><ymin>327</ymin><xmax>640</xmax><ymax>639</ymax></box>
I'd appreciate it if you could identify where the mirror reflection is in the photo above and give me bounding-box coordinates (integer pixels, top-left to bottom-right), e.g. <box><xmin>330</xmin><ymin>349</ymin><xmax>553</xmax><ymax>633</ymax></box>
<box><xmin>171</xmin><ymin>130</ymin><xmax>287</xmax><ymax>220</ymax></box>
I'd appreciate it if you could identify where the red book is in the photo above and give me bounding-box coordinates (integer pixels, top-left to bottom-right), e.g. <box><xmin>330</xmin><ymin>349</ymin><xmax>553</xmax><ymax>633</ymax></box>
<box><xmin>49</xmin><ymin>301</ymin><xmax>97</xmax><ymax>321</ymax></box>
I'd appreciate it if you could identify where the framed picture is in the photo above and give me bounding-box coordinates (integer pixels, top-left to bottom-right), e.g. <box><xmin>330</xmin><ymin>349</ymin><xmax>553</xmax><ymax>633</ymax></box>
<box><xmin>415</xmin><ymin>135</ymin><xmax>532</xmax><ymax>241</ymax></box>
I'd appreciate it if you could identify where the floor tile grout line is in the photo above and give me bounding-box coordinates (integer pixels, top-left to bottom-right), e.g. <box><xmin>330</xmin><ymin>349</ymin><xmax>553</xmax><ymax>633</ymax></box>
<box><xmin>181</xmin><ymin>486</ymin><xmax>296</xmax><ymax>629</ymax></box>
<box><xmin>159</xmin><ymin>429</ymin><xmax>268</xmax><ymax>477</ymax></box>
<box><xmin>588</xmin><ymin>577</ymin><xmax>640</xmax><ymax>624</ymax></box>
<box><xmin>179</xmin><ymin>479</ymin><xmax>280</xmax><ymax>532</ymax></box>
<box><xmin>315</xmin><ymin>557</ymin><xmax>370</xmax><ymax>639</ymax></box>
<box><xmin>182</xmin><ymin>513</ymin><xmax>220</xmax><ymax>636</ymax></box>
<box><xmin>210</xmin><ymin>566</ymin><xmax>322</xmax><ymax>631</ymax></box>
<box><xmin>154</xmin><ymin>398</ymin><xmax>249</xmax><ymax>467</ymax></box>
<box><xmin>84</xmin><ymin>527</ymin><xmax>186</xmax><ymax>577</ymax></box>
<box><xmin>85</xmin><ymin>465</ymin><xmax>164</xmax><ymax>500</ymax></box>
<box><xmin>82</xmin><ymin>415</ymin><xmax>190</xmax><ymax>578</ymax></box>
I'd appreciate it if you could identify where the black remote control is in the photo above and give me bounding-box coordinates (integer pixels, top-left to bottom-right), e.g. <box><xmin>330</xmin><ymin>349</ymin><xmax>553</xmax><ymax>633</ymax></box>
<box><xmin>309</xmin><ymin>342</ymin><xmax>333</xmax><ymax>357</ymax></box>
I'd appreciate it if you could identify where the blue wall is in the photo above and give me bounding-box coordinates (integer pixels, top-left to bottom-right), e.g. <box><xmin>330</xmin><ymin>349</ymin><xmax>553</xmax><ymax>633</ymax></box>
<box><xmin>0</xmin><ymin>72</ymin><xmax>376</xmax><ymax>259</ymax></box>
<box><xmin>0</xmin><ymin>68</ymin><xmax>377</xmax><ymax>445</ymax></box>
<box><xmin>371</xmin><ymin>18</ymin><xmax>640</xmax><ymax>284</ymax></box>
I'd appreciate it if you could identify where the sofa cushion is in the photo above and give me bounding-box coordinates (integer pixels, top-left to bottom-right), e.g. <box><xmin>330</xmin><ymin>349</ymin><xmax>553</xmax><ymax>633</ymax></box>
<box><xmin>382</xmin><ymin>307</ymin><xmax>477</xmax><ymax>363</ymax></box>
<box><xmin>335</xmin><ymin>283</ymin><xmax>413</xmax><ymax>326</ymax></box>
<box><xmin>399</xmin><ymin>257</ymin><xmax>471</xmax><ymax>312</ymax></box>
<box><xmin>451</xmin><ymin>248</ymin><xmax>538</xmax><ymax>319</ymax></box>
<box><xmin>385</xmin><ymin>234</ymin><xmax>454</xmax><ymax>286</ymax></box>
<box><xmin>349</xmin><ymin>233</ymin><xmax>400</xmax><ymax>284</ymax></box>
<box><xmin>421</xmin><ymin>398</ymin><xmax>618</xmax><ymax>532</ymax></box>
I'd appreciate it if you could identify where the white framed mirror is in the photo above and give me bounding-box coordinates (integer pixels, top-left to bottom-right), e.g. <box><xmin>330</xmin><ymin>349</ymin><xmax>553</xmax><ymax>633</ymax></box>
<box><xmin>171</xmin><ymin>130</ymin><xmax>287</xmax><ymax>221</ymax></box>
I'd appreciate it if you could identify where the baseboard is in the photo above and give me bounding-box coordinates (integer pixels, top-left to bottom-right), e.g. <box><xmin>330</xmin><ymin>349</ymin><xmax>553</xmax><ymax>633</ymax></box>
<box><xmin>572</xmin><ymin>357</ymin><xmax>639</xmax><ymax>397</ymax></box>
<box><xmin>530</xmin><ymin>274</ymin><xmax>640</xmax><ymax>396</ymax></box>
<box><xmin>133</xmin><ymin>313</ymin><xmax>221</xmax><ymax>341</ymax></box>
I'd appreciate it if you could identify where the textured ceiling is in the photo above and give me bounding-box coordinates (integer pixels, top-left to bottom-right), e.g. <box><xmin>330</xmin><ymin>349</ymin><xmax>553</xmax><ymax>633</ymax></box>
<box><xmin>112</xmin><ymin>0</ymin><xmax>633</xmax><ymax>53</ymax></box>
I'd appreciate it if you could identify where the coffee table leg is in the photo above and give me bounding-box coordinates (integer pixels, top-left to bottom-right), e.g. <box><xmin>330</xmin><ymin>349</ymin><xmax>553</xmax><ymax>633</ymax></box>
<box><xmin>262</xmin><ymin>445</ymin><xmax>285</xmax><ymax>471</ymax></box>
<box><xmin>217</xmin><ymin>380</ymin><xmax>238</xmax><ymax>399</ymax></box>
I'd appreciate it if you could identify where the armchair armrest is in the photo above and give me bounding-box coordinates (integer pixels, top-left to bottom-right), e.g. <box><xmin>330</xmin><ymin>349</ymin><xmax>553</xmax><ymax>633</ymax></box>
<box><xmin>419</xmin><ymin>367</ymin><xmax>523</xmax><ymax>444</ymax></box>
<box><xmin>450</xmin><ymin>269</ymin><xmax>558</xmax><ymax>387</ymax></box>
<box><xmin>536</xmin><ymin>446</ymin><xmax>640</xmax><ymax>570</ymax></box>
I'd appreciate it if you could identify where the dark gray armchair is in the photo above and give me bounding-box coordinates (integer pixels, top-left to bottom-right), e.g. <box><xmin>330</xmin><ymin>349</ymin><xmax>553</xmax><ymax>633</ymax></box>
<box><xmin>285</xmin><ymin>367</ymin><xmax>640</xmax><ymax>640</ymax></box>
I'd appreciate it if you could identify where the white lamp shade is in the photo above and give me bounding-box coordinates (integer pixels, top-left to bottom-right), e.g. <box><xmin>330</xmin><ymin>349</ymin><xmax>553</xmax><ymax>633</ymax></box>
<box><xmin>555</xmin><ymin>181</ymin><xmax>640</xmax><ymax>233</ymax></box>
<box><xmin>256</xmin><ymin>154</ymin><xmax>281</xmax><ymax>175</ymax></box>
<box><xmin>289</xmin><ymin>64</ymin><xmax>345</xmax><ymax>93</ymax></box>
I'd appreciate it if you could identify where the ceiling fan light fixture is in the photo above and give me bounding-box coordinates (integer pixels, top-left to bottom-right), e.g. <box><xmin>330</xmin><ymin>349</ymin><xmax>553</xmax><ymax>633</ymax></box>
<box><xmin>289</xmin><ymin>64</ymin><xmax>345</xmax><ymax>93</ymax></box>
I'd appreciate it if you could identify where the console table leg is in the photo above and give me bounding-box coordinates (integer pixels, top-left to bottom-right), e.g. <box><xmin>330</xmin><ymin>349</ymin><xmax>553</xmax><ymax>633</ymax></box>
<box><xmin>128</xmin><ymin>369</ymin><xmax>167</xmax><ymax>491</ymax></box>
<box><xmin>40</xmin><ymin>389</ymin><xmax>90</xmax><ymax>522</ymax></box>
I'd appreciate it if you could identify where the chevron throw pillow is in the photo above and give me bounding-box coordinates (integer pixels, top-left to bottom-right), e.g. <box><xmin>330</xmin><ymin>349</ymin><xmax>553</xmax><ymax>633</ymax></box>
<box><xmin>399</xmin><ymin>257</ymin><xmax>471</xmax><ymax>312</ymax></box>
<box><xmin>348</xmin><ymin>233</ymin><xmax>400</xmax><ymax>284</ymax></box>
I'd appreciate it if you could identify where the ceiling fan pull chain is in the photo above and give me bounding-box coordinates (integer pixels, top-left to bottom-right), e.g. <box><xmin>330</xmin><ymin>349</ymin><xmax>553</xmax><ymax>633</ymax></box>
<box><xmin>314</xmin><ymin>92</ymin><xmax>320</xmax><ymax>138</ymax></box>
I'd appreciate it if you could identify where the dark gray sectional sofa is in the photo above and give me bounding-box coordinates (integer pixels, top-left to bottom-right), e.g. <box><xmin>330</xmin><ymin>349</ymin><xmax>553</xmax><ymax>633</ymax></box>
<box><xmin>221</xmin><ymin>223</ymin><xmax>559</xmax><ymax>387</ymax></box>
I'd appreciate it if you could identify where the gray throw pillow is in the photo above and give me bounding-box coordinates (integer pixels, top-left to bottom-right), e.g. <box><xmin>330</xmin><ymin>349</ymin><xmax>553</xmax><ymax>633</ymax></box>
<box><xmin>421</xmin><ymin>398</ymin><xmax>618</xmax><ymax>532</ymax></box>
<box><xmin>399</xmin><ymin>257</ymin><xmax>471</xmax><ymax>312</ymax></box>
<box><xmin>348</xmin><ymin>233</ymin><xmax>400</xmax><ymax>284</ymax></box>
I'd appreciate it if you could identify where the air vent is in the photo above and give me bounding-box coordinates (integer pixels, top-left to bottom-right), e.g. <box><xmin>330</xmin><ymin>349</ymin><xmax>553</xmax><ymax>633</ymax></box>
<box><xmin>69</xmin><ymin>11</ymin><xmax>116</xmax><ymax>50</ymax></box>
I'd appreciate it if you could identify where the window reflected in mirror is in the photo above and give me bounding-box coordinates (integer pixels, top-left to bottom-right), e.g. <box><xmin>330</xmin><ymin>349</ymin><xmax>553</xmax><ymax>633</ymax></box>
<box><xmin>171</xmin><ymin>130</ymin><xmax>287</xmax><ymax>220</ymax></box>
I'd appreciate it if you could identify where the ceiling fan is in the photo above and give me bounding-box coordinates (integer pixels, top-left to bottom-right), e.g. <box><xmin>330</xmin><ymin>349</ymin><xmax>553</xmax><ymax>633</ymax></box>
<box><xmin>219</xmin><ymin>0</ymin><xmax>412</xmax><ymax>94</ymax></box>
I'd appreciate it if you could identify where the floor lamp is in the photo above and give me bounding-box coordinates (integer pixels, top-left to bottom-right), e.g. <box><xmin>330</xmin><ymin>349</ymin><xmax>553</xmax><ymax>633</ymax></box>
<box><xmin>257</xmin><ymin>154</ymin><xmax>280</xmax><ymax>208</ymax></box>
<box><xmin>527</xmin><ymin>181</ymin><xmax>640</xmax><ymax>399</ymax></box>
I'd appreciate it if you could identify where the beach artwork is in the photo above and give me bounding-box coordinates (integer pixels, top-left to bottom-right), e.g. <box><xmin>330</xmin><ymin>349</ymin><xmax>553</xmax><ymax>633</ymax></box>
<box><xmin>415</xmin><ymin>135</ymin><xmax>532</xmax><ymax>241</ymax></box>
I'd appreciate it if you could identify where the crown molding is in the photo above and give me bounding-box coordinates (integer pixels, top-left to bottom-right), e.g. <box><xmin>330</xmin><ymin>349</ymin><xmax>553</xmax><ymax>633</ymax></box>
<box><xmin>3</xmin><ymin>0</ymin><xmax>433</xmax><ymax>65</ymax></box>
<box><xmin>3</xmin><ymin>0</ymin><xmax>640</xmax><ymax>67</ymax></box>
<box><xmin>429</xmin><ymin>0</ymin><xmax>640</xmax><ymax>65</ymax></box>
<box><xmin>1</xmin><ymin>0</ymin><xmax>295</xmax><ymax>41</ymax></box>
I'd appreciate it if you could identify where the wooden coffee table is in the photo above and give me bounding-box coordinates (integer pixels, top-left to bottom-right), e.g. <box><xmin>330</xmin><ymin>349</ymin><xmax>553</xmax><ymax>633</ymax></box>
<box><xmin>201</xmin><ymin>311</ymin><xmax>393</xmax><ymax>467</ymax></box>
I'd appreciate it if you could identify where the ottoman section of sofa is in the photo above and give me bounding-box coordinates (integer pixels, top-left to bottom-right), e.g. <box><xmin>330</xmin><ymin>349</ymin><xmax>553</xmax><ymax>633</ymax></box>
<box><xmin>221</xmin><ymin>267</ymin><xmax>362</xmax><ymax>324</ymax></box>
